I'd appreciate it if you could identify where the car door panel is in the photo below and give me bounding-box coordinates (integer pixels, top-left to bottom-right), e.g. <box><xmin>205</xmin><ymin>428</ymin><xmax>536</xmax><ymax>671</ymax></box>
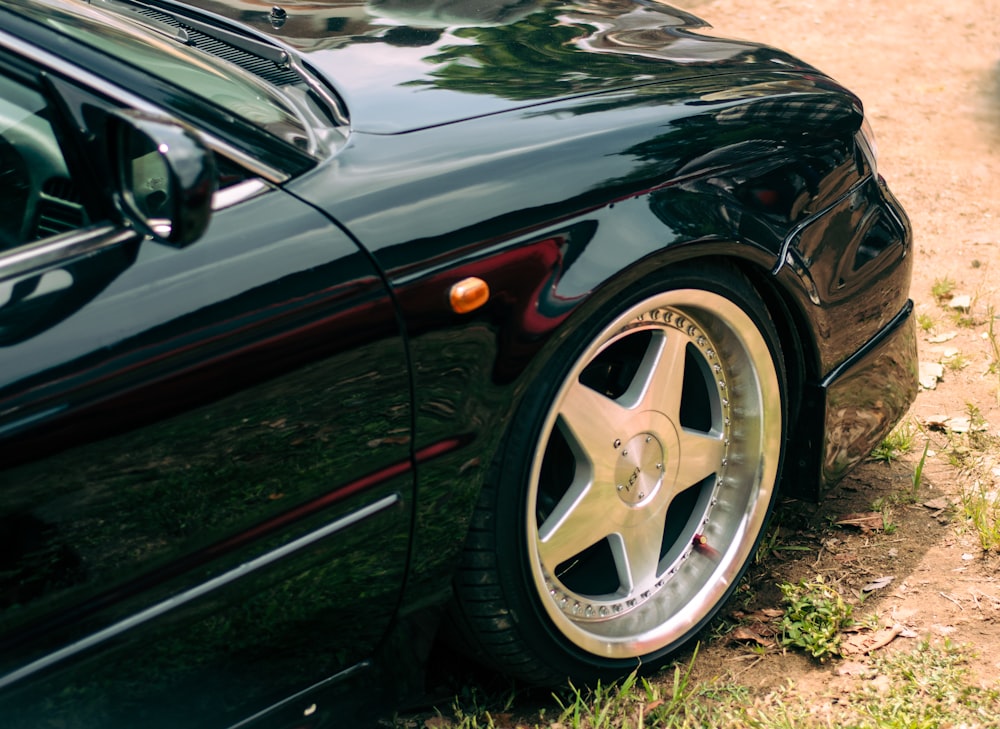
<box><xmin>0</xmin><ymin>67</ymin><xmax>413</xmax><ymax>727</ymax></box>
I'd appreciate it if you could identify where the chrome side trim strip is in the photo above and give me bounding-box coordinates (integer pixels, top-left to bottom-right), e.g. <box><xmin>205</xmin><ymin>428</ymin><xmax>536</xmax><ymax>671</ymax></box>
<box><xmin>213</xmin><ymin>178</ymin><xmax>271</xmax><ymax>211</ymax></box>
<box><xmin>0</xmin><ymin>225</ymin><xmax>136</xmax><ymax>283</ymax></box>
<box><xmin>0</xmin><ymin>493</ymin><xmax>401</xmax><ymax>690</ymax></box>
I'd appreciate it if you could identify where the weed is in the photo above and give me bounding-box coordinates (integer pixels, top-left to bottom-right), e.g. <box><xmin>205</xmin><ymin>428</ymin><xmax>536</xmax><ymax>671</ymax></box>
<box><xmin>753</xmin><ymin>521</ymin><xmax>813</xmax><ymax>571</ymax></box>
<box><xmin>907</xmin><ymin>439</ymin><xmax>930</xmax><ymax>502</ymax></box>
<box><xmin>952</xmin><ymin>310</ymin><xmax>977</xmax><ymax>328</ymax></box>
<box><xmin>881</xmin><ymin>512</ymin><xmax>898</xmax><ymax>534</ymax></box>
<box><xmin>917</xmin><ymin>311</ymin><xmax>935</xmax><ymax>332</ymax></box>
<box><xmin>931</xmin><ymin>277</ymin><xmax>955</xmax><ymax>302</ymax></box>
<box><xmin>965</xmin><ymin>401</ymin><xmax>994</xmax><ymax>450</ymax></box>
<box><xmin>961</xmin><ymin>482</ymin><xmax>1000</xmax><ymax>552</ymax></box>
<box><xmin>943</xmin><ymin>350</ymin><xmax>969</xmax><ymax>370</ymax></box>
<box><xmin>870</xmin><ymin>420</ymin><xmax>915</xmax><ymax>463</ymax></box>
<box><xmin>754</xmin><ymin>521</ymin><xmax>783</xmax><ymax>566</ymax></box>
<box><xmin>778</xmin><ymin>576</ymin><xmax>854</xmax><ymax>661</ymax></box>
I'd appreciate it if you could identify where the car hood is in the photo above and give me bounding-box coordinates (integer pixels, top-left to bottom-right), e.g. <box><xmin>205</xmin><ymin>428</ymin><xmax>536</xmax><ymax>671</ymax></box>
<box><xmin>178</xmin><ymin>0</ymin><xmax>821</xmax><ymax>134</ymax></box>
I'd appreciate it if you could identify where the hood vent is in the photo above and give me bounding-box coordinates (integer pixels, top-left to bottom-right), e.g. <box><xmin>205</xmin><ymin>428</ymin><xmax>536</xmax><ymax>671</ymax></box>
<box><xmin>129</xmin><ymin>4</ymin><xmax>301</xmax><ymax>88</ymax></box>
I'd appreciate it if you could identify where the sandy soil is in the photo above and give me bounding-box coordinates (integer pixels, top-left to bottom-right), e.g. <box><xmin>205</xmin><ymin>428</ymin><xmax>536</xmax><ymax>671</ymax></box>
<box><xmin>669</xmin><ymin>0</ymin><xmax>1000</xmax><ymax>704</ymax></box>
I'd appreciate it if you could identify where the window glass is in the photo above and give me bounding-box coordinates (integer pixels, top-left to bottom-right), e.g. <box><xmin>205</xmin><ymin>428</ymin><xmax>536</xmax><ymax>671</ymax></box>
<box><xmin>8</xmin><ymin>0</ymin><xmax>314</xmax><ymax>152</ymax></box>
<box><xmin>0</xmin><ymin>72</ymin><xmax>88</xmax><ymax>252</ymax></box>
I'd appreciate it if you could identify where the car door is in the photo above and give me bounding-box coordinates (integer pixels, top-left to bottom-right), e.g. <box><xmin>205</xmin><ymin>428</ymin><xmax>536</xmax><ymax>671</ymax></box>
<box><xmin>0</xmin><ymin>35</ymin><xmax>412</xmax><ymax>729</ymax></box>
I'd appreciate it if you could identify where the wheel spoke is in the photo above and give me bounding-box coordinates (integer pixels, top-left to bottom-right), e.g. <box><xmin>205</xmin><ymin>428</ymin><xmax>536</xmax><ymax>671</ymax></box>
<box><xmin>557</xmin><ymin>378</ymin><xmax>633</xmax><ymax>458</ymax></box>
<box><xmin>538</xmin><ymin>481</ymin><xmax>619</xmax><ymax>568</ymax></box>
<box><xmin>674</xmin><ymin>428</ymin><xmax>725</xmax><ymax>490</ymax></box>
<box><xmin>623</xmin><ymin>330</ymin><xmax>688</xmax><ymax>418</ymax></box>
<box><xmin>611</xmin><ymin>507</ymin><xmax>669</xmax><ymax>593</ymax></box>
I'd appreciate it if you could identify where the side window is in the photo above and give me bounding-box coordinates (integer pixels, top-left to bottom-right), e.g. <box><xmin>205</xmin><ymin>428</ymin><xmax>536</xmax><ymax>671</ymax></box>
<box><xmin>0</xmin><ymin>71</ymin><xmax>89</xmax><ymax>251</ymax></box>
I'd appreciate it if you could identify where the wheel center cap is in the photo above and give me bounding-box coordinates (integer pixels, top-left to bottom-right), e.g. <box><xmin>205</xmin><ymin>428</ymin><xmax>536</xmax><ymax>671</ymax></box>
<box><xmin>614</xmin><ymin>433</ymin><xmax>665</xmax><ymax>506</ymax></box>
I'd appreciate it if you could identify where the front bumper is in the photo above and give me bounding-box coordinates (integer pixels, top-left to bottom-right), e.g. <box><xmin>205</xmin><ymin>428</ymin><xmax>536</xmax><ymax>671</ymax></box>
<box><xmin>784</xmin><ymin>300</ymin><xmax>918</xmax><ymax>500</ymax></box>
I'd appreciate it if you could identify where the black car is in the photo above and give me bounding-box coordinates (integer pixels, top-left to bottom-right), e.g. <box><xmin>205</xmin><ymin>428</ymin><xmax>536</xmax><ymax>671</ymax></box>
<box><xmin>0</xmin><ymin>0</ymin><xmax>916</xmax><ymax>726</ymax></box>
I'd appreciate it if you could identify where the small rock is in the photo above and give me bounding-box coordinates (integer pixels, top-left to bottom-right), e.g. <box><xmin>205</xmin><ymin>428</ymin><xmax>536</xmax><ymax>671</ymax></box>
<box><xmin>948</xmin><ymin>294</ymin><xmax>972</xmax><ymax>310</ymax></box>
<box><xmin>919</xmin><ymin>362</ymin><xmax>944</xmax><ymax>389</ymax></box>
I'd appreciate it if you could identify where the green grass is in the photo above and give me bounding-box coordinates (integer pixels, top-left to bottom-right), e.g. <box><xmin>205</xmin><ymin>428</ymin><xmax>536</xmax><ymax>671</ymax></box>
<box><xmin>961</xmin><ymin>481</ymin><xmax>1000</xmax><ymax>552</ymax></box>
<box><xmin>943</xmin><ymin>350</ymin><xmax>969</xmax><ymax>370</ymax></box>
<box><xmin>931</xmin><ymin>277</ymin><xmax>955</xmax><ymax>302</ymax></box>
<box><xmin>987</xmin><ymin>305</ymin><xmax>1000</xmax><ymax>404</ymax></box>
<box><xmin>417</xmin><ymin>640</ymin><xmax>1000</xmax><ymax>728</ymax></box>
<box><xmin>869</xmin><ymin>421</ymin><xmax>915</xmax><ymax>464</ymax></box>
<box><xmin>908</xmin><ymin>438</ymin><xmax>930</xmax><ymax>502</ymax></box>
<box><xmin>851</xmin><ymin>640</ymin><xmax>1000</xmax><ymax>728</ymax></box>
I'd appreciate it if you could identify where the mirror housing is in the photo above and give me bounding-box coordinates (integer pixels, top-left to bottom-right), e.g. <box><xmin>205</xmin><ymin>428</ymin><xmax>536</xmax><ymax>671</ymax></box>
<box><xmin>110</xmin><ymin>110</ymin><xmax>217</xmax><ymax>247</ymax></box>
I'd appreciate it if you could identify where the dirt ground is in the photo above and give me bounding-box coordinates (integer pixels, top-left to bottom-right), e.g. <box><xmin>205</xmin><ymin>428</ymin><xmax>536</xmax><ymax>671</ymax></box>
<box><xmin>668</xmin><ymin>0</ymin><xmax>1000</xmax><ymax>705</ymax></box>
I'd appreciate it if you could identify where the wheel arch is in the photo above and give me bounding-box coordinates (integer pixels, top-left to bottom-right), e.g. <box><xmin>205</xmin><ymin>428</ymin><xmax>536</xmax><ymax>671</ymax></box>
<box><xmin>547</xmin><ymin>241</ymin><xmax>823</xmax><ymax>504</ymax></box>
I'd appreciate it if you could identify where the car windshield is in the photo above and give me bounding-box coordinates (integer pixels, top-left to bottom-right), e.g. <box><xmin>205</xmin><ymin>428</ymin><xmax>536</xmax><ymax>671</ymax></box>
<box><xmin>9</xmin><ymin>0</ymin><xmax>328</xmax><ymax>154</ymax></box>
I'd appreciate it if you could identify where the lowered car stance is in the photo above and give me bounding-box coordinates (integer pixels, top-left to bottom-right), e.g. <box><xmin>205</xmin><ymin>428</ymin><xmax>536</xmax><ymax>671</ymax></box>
<box><xmin>0</xmin><ymin>0</ymin><xmax>916</xmax><ymax>726</ymax></box>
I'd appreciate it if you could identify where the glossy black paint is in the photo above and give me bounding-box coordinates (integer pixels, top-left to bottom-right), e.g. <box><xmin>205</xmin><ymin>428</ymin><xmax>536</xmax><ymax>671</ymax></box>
<box><xmin>186</xmin><ymin>0</ymin><xmax>822</xmax><ymax>133</ymax></box>
<box><xmin>0</xmin><ymin>0</ymin><xmax>916</xmax><ymax>726</ymax></box>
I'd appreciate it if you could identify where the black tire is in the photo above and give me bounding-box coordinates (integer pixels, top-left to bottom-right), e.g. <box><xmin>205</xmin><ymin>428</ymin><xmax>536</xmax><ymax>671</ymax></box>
<box><xmin>452</xmin><ymin>263</ymin><xmax>787</xmax><ymax>685</ymax></box>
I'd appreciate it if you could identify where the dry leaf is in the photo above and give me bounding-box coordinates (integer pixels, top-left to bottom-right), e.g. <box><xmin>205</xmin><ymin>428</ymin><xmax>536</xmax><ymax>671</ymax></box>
<box><xmin>729</xmin><ymin>626</ymin><xmax>776</xmax><ymax>647</ymax></box>
<box><xmin>836</xmin><ymin>661</ymin><xmax>873</xmax><ymax>677</ymax></box>
<box><xmin>835</xmin><ymin>512</ymin><xmax>885</xmax><ymax>533</ymax></box>
<box><xmin>862</xmin><ymin>576</ymin><xmax>895</xmax><ymax>592</ymax></box>
<box><xmin>924</xmin><ymin>413</ymin><xmax>951</xmax><ymax>430</ymax></box>
<box><xmin>840</xmin><ymin>625</ymin><xmax>903</xmax><ymax>656</ymax></box>
<box><xmin>870</xmin><ymin>674</ymin><xmax>893</xmax><ymax>694</ymax></box>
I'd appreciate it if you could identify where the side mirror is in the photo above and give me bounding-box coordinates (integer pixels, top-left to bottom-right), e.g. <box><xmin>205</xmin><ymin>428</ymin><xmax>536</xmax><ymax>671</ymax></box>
<box><xmin>110</xmin><ymin>110</ymin><xmax>217</xmax><ymax>247</ymax></box>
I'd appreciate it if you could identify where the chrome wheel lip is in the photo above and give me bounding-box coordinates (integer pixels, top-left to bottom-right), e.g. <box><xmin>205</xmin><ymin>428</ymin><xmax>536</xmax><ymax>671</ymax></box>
<box><xmin>526</xmin><ymin>288</ymin><xmax>782</xmax><ymax>657</ymax></box>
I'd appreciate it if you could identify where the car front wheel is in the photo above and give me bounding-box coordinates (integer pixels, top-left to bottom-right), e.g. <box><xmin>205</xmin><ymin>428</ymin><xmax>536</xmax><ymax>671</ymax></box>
<box><xmin>453</xmin><ymin>263</ymin><xmax>787</xmax><ymax>685</ymax></box>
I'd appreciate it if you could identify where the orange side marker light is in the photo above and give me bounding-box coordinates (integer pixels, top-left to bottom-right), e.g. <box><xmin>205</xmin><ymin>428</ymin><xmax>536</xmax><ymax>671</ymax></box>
<box><xmin>449</xmin><ymin>276</ymin><xmax>490</xmax><ymax>314</ymax></box>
